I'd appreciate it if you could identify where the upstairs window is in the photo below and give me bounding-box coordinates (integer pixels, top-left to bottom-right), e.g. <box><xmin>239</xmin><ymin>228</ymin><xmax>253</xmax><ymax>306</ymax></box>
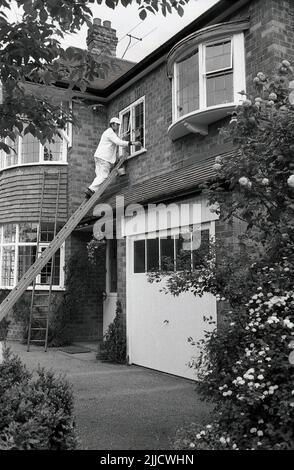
<box><xmin>170</xmin><ymin>30</ymin><xmax>246</xmax><ymax>126</ymax></box>
<box><xmin>119</xmin><ymin>97</ymin><xmax>145</xmax><ymax>156</ymax></box>
<box><xmin>0</xmin><ymin>102</ymin><xmax>72</xmax><ymax>170</ymax></box>
<box><xmin>205</xmin><ymin>39</ymin><xmax>233</xmax><ymax>107</ymax></box>
<box><xmin>176</xmin><ymin>50</ymin><xmax>199</xmax><ymax>117</ymax></box>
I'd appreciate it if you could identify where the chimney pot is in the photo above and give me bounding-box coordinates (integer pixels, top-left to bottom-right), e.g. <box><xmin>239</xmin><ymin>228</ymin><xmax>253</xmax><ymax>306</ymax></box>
<box><xmin>86</xmin><ymin>18</ymin><xmax>118</xmax><ymax>57</ymax></box>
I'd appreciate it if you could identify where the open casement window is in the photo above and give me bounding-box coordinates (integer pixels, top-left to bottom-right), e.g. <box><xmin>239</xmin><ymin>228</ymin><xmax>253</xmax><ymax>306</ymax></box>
<box><xmin>119</xmin><ymin>97</ymin><xmax>145</xmax><ymax>156</ymax></box>
<box><xmin>0</xmin><ymin>101</ymin><xmax>72</xmax><ymax>170</ymax></box>
<box><xmin>133</xmin><ymin>223</ymin><xmax>213</xmax><ymax>274</ymax></box>
<box><xmin>0</xmin><ymin>222</ymin><xmax>65</xmax><ymax>289</ymax></box>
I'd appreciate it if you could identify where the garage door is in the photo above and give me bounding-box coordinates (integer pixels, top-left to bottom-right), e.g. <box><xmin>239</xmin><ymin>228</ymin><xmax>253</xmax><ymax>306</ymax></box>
<box><xmin>126</xmin><ymin>222</ymin><xmax>217</xmax><ymax>380</ymax></box>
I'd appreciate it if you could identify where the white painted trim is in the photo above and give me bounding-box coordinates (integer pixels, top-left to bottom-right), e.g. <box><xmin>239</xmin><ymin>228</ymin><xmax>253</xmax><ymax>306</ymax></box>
<box><xmin>0</xmin><ymin>223</ymin><xmax>65</xmax><ymax>289</ymax></box>
<box><xmin>0</xmin><ymin>162</ymin><xmax>68</xmax><ymax>174</ymax></box>
<box><xmin>119</xmin><ymin>96</ymin><xmax>145</xmax><ymax>157</ymax></box>
<box><xmin>173</xmin><ymin>32</ymin><xmax>245</xmax><ymax>125</ymax></box>
<box><xmin>233</xmin><ymin>32</ymin><xmax>247</xmax><ymax>103</ymax></box>
<box><xmin>126</xmin><ymin>236</ymin><xmax>132</xmax><ymax>364</ymax></box>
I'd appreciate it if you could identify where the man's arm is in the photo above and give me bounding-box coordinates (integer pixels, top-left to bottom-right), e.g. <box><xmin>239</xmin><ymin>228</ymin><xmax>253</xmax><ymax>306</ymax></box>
<box><xmin>108</xmin><ymin>129</ymin><xmax>142</xmax><ymax>149</ymax></box>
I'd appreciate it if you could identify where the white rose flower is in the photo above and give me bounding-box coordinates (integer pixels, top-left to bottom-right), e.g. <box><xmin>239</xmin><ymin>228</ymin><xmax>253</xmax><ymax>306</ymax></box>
<box><xmin>287</xmin><ymin>175</ymin><xmax>294</xmax><ymax>188</ymax></box>
<box><xmin>269</xmin><ymin>92</ymin><xmax>277</xmax><ymax>101</ymax></box>
<box><xmin>239</xmin><ymin>176</ymin><xmax>249</xmax><ymax>186</ymax></box>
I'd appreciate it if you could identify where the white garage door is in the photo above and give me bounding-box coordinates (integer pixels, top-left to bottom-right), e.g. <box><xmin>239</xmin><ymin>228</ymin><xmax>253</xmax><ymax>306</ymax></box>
<box><xmin>126</xmin><ymin>222</ymin><xmax>217</xmax><ymax>380</ymax></box>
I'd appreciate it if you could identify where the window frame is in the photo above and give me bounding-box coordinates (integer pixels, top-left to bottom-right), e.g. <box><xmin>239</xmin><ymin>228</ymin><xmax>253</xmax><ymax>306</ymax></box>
<box><xmin>132</xmin><ymin>222</ymin><xmax>214</xmax><ymax>274</ymax></box>
<box><xmin>172</xmin><ymin>33</ymin><xmax>246</xmax><ymax>122</ymax></box>
<box><xmin>0</xmin><ymin>223</ymin><xmax>65</xmax><ymax>290</ymax></box>
<box><xmin>0</xmin><ymin>100</ymin><xmax>72</xmax><ymax>171</ymax></box>
<box><xmin>119</xmin><ymin>96</ymin><xmax>146</xmax><ymax>158</ymax></box>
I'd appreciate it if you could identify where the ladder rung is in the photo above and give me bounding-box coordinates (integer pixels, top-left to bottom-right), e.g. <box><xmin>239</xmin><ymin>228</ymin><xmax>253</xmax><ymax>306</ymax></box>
<box><xmin>34</xmin><ymin>304</ymin><xmax>49</xmax><ymax>308</ymax></box>
<box><xmin>29</xmin><ymin>339</ymin><xmax>46</xmax><ymax>343</ymax></box>
<box><xmin>31</xmin><ymin>327</ymin><xmax>47</xmax><ymax>331</ymax></box>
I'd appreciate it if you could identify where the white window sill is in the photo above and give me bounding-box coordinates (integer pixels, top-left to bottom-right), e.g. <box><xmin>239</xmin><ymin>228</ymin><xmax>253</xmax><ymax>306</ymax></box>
<box><xmin>0</xmin><ymin>161</ymin><xmax>68</xmax><ymax>173</ymax></box>
<box><xmin>0</xmin><ymin>285</ymin><xmax>65</xmax><ymax>291</ymax></box>
<box><xmin>168</xmin><ymin>103</ymin><xmax>236</xmax><ymax>140</ymax></box>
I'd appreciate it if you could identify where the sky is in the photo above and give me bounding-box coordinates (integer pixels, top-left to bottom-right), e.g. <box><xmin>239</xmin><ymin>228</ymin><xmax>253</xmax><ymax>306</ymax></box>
<box><xmin>8</xmin><ymin>0</ymin><xmax>219</xmax><ymax>63</ymax></box>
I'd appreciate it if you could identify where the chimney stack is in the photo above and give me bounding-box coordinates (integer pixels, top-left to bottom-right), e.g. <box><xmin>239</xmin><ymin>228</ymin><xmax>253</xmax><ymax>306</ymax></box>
<box><xmin>87</xmin><ymin>18</ymin><xmax>118</xmax><ymax>57</ymax></box>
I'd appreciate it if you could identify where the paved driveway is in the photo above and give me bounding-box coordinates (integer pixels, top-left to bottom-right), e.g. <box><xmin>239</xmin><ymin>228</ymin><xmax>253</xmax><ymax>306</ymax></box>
<box><xmin>7</xmin><ymin>341</ymin><xmax>209</xmax><ymax>450</ymax></box>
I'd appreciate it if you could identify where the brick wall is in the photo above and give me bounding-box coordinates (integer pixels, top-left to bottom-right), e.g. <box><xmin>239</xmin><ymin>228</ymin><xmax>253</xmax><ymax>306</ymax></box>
<box><xmin>68</xmin><ymin>101</ymin><xmax>108</xmax><ymax>215</ymax></box>
<box><xmin>117</xmin><ymin>238</ymin><xmax>126</xmax><ymax>331</ymax></box>
<box><xmin>64</xmin><ymin>231</ymin><xmax>105</xmax><ymax>342</ymax></box>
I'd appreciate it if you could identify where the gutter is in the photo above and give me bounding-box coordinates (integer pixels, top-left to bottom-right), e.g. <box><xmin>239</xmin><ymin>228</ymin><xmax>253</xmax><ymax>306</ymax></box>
<box><xmin>86</xmin><ymin>0</ymin><xmax>252</xmax><ymax>101</ymax></box>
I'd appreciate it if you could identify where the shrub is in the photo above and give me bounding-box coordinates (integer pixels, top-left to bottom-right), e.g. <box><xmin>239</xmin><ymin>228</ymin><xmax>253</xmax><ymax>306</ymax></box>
<box><xmin>0</xmin><ymin>347</ymin><xmax>77</xmax><ymax>450</ymax></box>
<box><xmin>99</xmin><ymin>301</ymin><xmax>126</xmax><ymax>364</ymax></box>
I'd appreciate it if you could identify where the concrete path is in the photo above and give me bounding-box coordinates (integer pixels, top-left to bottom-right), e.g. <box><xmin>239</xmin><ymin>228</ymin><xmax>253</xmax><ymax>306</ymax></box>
<box><xmin>6</xmin><ymin>341</ymin><xmax>209</xmax><ymax>450</ymax></box>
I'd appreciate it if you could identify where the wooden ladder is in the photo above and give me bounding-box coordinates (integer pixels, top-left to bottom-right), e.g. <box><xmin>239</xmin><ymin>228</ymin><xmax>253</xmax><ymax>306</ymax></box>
<box><xmin>27</xmin><ymin>170</ymin><xmax>61</xmax><ymax>351</ymax></box>
<box><xmin>0</xmin><ymin>155</ymin><xmax>127</xmax><ymax>326</ymax></box>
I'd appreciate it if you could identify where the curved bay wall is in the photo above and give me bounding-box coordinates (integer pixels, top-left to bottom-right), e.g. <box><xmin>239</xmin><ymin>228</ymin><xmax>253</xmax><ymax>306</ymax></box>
<box><xmin>0</xmin><ymin>165</ymin><xmax>68</xmax><ymax>224</ymax></box>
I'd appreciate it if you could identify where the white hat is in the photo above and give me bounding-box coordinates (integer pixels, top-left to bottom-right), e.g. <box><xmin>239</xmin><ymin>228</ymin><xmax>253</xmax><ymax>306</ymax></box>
<box><xmin>110</xmin><ymin>117</ymin><xmax>121</xmax><ymax>125</ymax></box>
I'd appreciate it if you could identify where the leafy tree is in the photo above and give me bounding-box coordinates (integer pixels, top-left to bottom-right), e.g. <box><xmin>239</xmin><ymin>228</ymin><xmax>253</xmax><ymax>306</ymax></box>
<box><xmin>149</xmin><ymin>61</ymin><xmax>294</xmax><ymax>450</ymax></box>
<box><xmin>0</xmin><ymin>0</ymin><xmax>189</xmax><ymax>152</ymax></box>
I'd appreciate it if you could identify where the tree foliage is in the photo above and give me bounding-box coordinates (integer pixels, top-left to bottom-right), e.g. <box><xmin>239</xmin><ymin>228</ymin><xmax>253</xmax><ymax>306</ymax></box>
<box><xmin>0</xmin><ymin>0</ymin><xmax>189</xmax><ymax>152</ymax></box>
<box><xmin>150</xmin><ymin>61</ymin><xmax>294</xmax><ymax>450</ymax></box>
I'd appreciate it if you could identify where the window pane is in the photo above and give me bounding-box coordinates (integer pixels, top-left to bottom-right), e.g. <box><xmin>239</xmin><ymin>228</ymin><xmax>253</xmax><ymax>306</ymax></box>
<box><xmin>21</xmin><ymin>132</ymin><xmax>39</xmax><ymax>163</ymax></box>
<box><xmin>121</xmin><ymin>111</ymin><xmax>131</xmax><ymax>143</ymax></box>
<box><xmin>2</xmin><ymin>247</ymin><xmax>15</xmax><ymax>286</ymax></box>
<box><xmin>108</xmin><ymin>239</ymin><xmax>117</xmax><ymax>293</ymax></box>
<box><xmin>134</xmin><ymin>239</ymin><xmax>145</xmax><ymax>273</ymax></box>
<box><xmin>175</xmin><ymin>232</ymin><xmax>192</xmax><ymax>271</ymax></box>
<box><xmin>40</xmin><ymin>222</ymin><xmax>61</xmax><ymax>242</ymax></box>
<box><xmin>6</xmin><ymin>137</ymin><xmax>18</xmax><ymax>167</ymax></box>
<box><xmin>177</xmin><ymin>51</ymin><xmax>199</xmax><ymax>116</ymax></box>
<box><xmin>206</xmin><ymin>40</ymin><xmax>231</xmax><ymax>73</ymax></box>
<box><xmin>206</xmin><ymin>72</ymin><xmax>233</xmax><ymax>107</ymax></box>
<box><xmin>39</xmin><ymin>248</ymin><xmax>60</xmax><ymax>286</ymax></box>
<box><xmin>192</xmin><ymin>229</ymin><xmax>210</xmax><ymax>269</ymax></box>
<box><xmin>160</xmin><ymin>236</ymin><xmax>174</xmax><ymax>272</ymax></box>
<box><xmin>147</xmin><ymin>238</ymin><xmax>159</xmax><ymax>271</ymax></box>
<box><xmin>18</xmin><ymin>246</ymin><xmax>37</xmax><ymax>282</ymax></box>
<box><xmin>133</xmin><ymin>101</ymin><xmax>144</xmax><ymax>151</ymax></box>
<box><xmin>19</xmin><ymin>222</ymin><xmax>38</xmax><ymax>243</ymax></box>
<box><xmin>3</xmin><ymin>224</ymin><xmax>16</xmax><ymax>243</ymax></box>
<box><xmin>44</xmin><ymin>134</ymin><xmax>63</xmax><ymax>161</ymax></box>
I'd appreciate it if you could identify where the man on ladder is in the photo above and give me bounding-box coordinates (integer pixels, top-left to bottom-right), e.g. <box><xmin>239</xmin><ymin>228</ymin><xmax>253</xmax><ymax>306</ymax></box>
<box><xmin>85</xmin><ymin>117</ymin><xmax>142</xmax><ymax>199</ymax></box>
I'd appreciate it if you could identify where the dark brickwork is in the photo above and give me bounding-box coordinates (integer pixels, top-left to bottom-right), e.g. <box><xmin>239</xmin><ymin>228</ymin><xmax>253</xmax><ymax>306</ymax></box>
<box><xmin>68</xmin><ymin>101</ymin><xmax>108</xmax><ymax>215</ymax></box>
<box><xmin>64</xmin><ymin>231</ymin><xmax>105</xmax><ymax>342</ymax></box>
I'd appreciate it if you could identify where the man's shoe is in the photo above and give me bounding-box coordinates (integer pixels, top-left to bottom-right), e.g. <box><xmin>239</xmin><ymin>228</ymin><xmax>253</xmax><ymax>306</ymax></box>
<box><xmin>85</xmin><ymin>188</ymin><xmax>94</xmax><ymax>200</ymax></box>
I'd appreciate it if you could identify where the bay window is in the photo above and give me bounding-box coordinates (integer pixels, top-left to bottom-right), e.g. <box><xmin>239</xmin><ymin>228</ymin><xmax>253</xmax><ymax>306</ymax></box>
<box><xmin>119</xmin><ymin>97</ymin><xmax>145</xmax><ymax>156</ymax></box>
<box><xmin>0</xmin><ymin>222</ymin><xmax>64</xmax><ymax>289</ymax></box>
<box><xmin>0</xmin><ymin>103</ymin><xmax>72</xmax><ymax>170</ymax></box>
<box><xmin>167</xmin><ymin>21</ymin><xmax>248</xmax><ymax>139</ymax></box>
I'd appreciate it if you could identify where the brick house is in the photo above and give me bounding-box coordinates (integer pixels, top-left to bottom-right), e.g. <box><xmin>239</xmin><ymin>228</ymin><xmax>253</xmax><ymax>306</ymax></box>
<box><xmin>0</xmin><ymin>0</ymin><xmax>293</xmax><ymax>378</ymax></box>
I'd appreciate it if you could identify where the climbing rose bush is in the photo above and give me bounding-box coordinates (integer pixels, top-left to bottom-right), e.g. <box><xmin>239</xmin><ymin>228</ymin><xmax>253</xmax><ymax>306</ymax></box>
<box><xmin>150</xmin><ymin>61</ymin><xmax>294</xmax><ymax>450</ymax></box>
